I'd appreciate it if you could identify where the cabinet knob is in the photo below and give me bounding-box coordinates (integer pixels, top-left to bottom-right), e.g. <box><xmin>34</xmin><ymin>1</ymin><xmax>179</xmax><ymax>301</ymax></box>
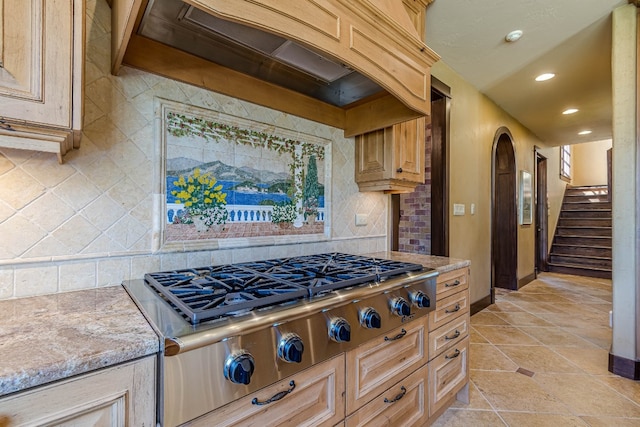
<box><xmin>396</xmin><ymin>167</ymin><xmax>403</xmax><ymax>173</ymax></box>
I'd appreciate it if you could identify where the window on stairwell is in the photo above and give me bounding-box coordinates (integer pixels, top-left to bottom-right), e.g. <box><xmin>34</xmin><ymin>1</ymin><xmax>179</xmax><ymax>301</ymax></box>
<box><xmin>560</xmin><ymin>145</ymin><xmax>571</xmax><ymax>182</ymax></box>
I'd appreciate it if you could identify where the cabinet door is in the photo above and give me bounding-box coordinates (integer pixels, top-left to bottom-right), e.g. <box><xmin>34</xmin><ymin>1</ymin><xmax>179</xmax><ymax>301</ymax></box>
<box><xmin>428</xmin><ymin>314</ymin><xmax>468</xmax><ymax>361</ymax></box>
<box><xmin>346</xmin><ymin>316</ymin><xmax>427</xmax><ymax>414</ymax></box>
<box><xmin>355</xmin><ymin>127</ymin><xmax>392</xmax><ymax>183</ymax></box>
<box><xmin>428</xmin><ymin>337</ymin><xmax>469</xmax><ymax>417</ymax></box>
<box><xmin>345</xmin><ymin>364</ymin><xmax>428</xmax><ymax>427</ymax></box>
<box><xmin>0</xmin><ymin>356</ymin><xmax>156</xmax><ymax>427</ymax></box>
<box><xmin>435</xmin><ymin>267</ymin><xmax>469</xmax><ymax>300</ymax></box>
<box><xmin>184</xmin><ymin>355</ymin><xmax>345</xmax><ymax>427</ymax></box>
<box><xmin>392</xmin><ymin>116</ymin><xmax>425</xmax><ymax>183</ymax></box>
<box><xmin>0</xmin><ymin>0</ymin><xmax>78</xmax><ymax>128</ymax></box>
<box><xmin>428</xmin><ymin>289</ymin><xmax>469</xmax><ymax>332</ymax></box>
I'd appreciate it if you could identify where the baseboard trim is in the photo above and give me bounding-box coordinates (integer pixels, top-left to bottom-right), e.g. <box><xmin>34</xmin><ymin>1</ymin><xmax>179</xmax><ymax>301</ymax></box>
<box><xmin>518</xmin><ymin>272</ymin><xmax>536</xmax><ymax>289</ymax></box>
<box><xmin>470</xmin><ymin>294</ymin><xmax>492</xmax><ymax>315</ymax></box>
<box><xmin>608</xmin><ymin>352</ymin><xmax>640</xmax><ymax>380</ymax></box>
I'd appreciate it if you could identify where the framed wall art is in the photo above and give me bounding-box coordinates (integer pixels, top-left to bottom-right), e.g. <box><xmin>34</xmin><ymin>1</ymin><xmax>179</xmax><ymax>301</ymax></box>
<box><xmin>152</xmin><ymin>99</ymin><xmax>331</xmax><ymax>252</ymax></box>
<box><xmin>519</xmin><ymin>170</ymin><xmax>533</xmax><ymax>225</ymax></box>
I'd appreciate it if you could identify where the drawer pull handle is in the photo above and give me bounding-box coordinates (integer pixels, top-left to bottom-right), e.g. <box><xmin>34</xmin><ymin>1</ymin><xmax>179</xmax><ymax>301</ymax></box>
<box><xmin>384</xmin><ymin>328</ymin><xmax>407</xmax><ymax>341</ymax></box>
<box><xmin>384</xmin><ymin>386</ymin><xmax>407</xmax><ymax>403</ymax></box>
<box><xmin>445</xmin><ymin>349</ymin><xmax>461</xmax><ymax>360</ymax></box>
<box><xmin>252</xmin><ymin>380</ymin><xmax>295</xmax><ymax>406</ymax></box>
<box><xmin>445</xmin><ymin>304</ymin><xmax>461</xmax><ymax>314</ymax></box>
<box><xmin>445</xmin><ymin>330</ymin><xmax>461</xmax><ymax>340</ymax></box>
<box><xmin>445</xmin><ymin>280</ymin><xmax>461</xmax><ymax>288</ymax></box>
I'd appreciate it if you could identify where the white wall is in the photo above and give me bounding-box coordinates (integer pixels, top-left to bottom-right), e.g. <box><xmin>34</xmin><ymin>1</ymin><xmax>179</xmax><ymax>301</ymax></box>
<box><xmin>611</xmin><ymin>3</ymin><xmax>638</xmax><ymax>362</ymax></box>
<box><xmin>572</xmin><ymin>139</ymin><xmax>613</xmax><ymax>186</ymax></box>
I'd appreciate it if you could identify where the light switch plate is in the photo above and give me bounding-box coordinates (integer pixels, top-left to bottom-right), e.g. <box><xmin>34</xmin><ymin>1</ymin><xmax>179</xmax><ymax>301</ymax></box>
<box><xmin>453</xmin><ymin>204</ymin><xmax>465</xmax><ymax>216</ymax></box>
<box><xmin>355</xmin><ymin>213</ymin><xmax>368</xmax><ymax>226</ymax></box>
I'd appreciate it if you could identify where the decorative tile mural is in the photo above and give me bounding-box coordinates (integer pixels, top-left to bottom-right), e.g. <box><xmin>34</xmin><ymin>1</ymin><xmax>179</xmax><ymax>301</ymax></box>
<box><xmin>155</xmin><ymin>100</ymin><xmax>331</xmax><ymax>251</ymax></box>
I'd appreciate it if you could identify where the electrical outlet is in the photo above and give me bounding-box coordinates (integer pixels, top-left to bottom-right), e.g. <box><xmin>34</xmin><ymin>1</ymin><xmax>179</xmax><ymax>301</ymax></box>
<box><xmin>471</xmin><ymin>203</ymin><xmax>476</xmax><ymax>215</ymax></box>
<box><xmin>355</xmin><ymin>213</ymin><xmax>368</xmax><ymax>226</ymax></box>
<box><xmin>453</xmin><ymin>204</ymin><xmax>465</xmax><ymax>216</ymax></box>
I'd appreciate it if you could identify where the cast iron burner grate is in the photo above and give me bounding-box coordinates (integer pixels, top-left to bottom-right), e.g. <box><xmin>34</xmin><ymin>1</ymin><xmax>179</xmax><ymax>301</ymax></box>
<box><xmin>145</xmin><ymin>253</ymin><xmax>424</xmax><ymax>324</ymax></box>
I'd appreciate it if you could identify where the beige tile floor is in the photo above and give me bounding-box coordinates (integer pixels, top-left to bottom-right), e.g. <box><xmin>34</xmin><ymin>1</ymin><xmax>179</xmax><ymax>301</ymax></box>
<box><xmin>432</xmin><ymin>272</ymin><xmax>640</xmax><ymax>427</ymax></box>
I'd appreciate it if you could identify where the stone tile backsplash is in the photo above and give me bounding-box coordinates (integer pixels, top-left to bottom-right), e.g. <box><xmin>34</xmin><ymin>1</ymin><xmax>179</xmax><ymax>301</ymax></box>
<box><xmin>0</xmin><ymin>0</ymin><xmax>388</xmax><ymax>298</ymax></box>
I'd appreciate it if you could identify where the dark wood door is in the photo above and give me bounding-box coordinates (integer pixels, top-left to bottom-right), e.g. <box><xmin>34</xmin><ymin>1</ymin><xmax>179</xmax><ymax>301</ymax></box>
<box><xmin>492</xmin><ymin>133</ymin><xmax>518</xmax><ymax>290</ymax></box>
<box><xmin>535</xmin><ymin>153</ymin><xmax>548</xmax><ymax>273</ymax></box>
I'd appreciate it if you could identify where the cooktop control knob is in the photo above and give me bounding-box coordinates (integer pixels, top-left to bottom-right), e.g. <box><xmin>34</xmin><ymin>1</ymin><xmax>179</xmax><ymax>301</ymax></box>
<box><xmin>278</xmin><ymin>333</ymin><xmax>304</xmax><ymax>363</ymax></box>
<box><xmin>360</xmin><ymin>307</ymin><xmax>382</xmax><ymax>329</ymax></box>
<box><xmin>410</xmin><ymin>291</ymin><xmax>431</xmax><ymax>308</ymax></box>
<box><xmin>224</xmin><ymin>352</ymin><xmax>255</xmax><ymax>385</ymax></box>
<box><xmin>329</xmin><ymin>317</ymin><xmax>351</xmax><ymax>342</ymax></box>
<box><xmin>391</xmin><ymin>297</ymin><xmax>411</xmax><ymax>317</ymax></box>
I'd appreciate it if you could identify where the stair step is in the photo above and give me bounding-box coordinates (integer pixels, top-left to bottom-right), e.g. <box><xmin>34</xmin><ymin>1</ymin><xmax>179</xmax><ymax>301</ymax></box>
<box><xmin>551</xmin><ymin>244</ymin><xmax>612</xmax><ymax>257</ymax></box>
<box><xmin>565</xmin><ymin>185</ymin><xmax>608</xmax><ymax>192</ymax></box>
<box><xmin>562</xmin><ymin>201</ymin><xmax>611</xmax><ymax>210</ymax></box>
<box><xmin>553</xmin><ymin>235</ymin><xmax>611</xmax><ymax>246</ymax></box>
<box><xmin>557</xmin><ymin>218</ymin><xmax>611</xmax><ymax>227</ymax></box>
<box><xmin>556</xmin><ymin>226</ymin><xmax>611</xmax><ymax>237</ymax></box>
<box><xmin>548</xmin><ymin>186</ymin><xmax>612</xmax><ymax>279</ymax></box>
<box><xmin>560</xmin><ymin>210</ymin><xmax>612</xmax><ymax>219</ymax></box>
<box><xmin>547</xmin><ymin>263</ymin><xmax>612</xmax><ymax>279</ymax></box>
<box><xmin>548</xmin><ymin>254</ymin><xmax>612</xmax><ymax>268</ymax></box>
<box><xmin>564</xmin><ymin>195</ymin><xmax>610</xmax><ymax>203</ymax></box>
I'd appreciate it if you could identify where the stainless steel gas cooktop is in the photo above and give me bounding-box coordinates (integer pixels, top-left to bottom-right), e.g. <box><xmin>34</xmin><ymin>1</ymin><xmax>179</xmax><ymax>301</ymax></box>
<box><xmin>124</xmin><ymin>253</ymin><xmax>438</xmax><ymax>426</ymax></box>
<box><xmin>144</xmin><ymin>252</ymin><xmax>425</xmax><ymax>324</ymax></box>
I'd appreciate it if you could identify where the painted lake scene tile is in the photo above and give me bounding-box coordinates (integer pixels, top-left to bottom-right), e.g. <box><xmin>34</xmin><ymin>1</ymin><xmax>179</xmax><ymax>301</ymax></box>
<box><xmin>158</xmin><ymin>101</ymin><xmax>330</xmax><ymax>249</ymax></box>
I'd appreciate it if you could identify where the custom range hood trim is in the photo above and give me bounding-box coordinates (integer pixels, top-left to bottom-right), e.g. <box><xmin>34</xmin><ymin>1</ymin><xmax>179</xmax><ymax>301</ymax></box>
<box><xmin>112</xmin><ymin>0</ymin><xmax>440</xmax><ymax>136</ymax></box>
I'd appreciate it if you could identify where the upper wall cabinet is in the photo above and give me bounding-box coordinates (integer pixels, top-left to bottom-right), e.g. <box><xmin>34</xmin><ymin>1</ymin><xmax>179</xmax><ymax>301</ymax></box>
<box><xmin>355</xmin><ymin>116</ymin><xmax>425</xmax><ymax>193</ymax></box>
<box><xmin>0</xmin><ymin>0</ymin><xmax>84</xmax><ymax>163</ymax></box>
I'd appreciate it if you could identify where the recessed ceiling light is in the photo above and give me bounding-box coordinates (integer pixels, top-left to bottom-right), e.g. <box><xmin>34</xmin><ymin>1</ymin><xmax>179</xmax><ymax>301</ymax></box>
<box><xmin>505</xmin><ymin>30</ymin><xmax>523</xmax><ymax>42</ymax></box>
<box><xmin>535</xmin><ymin>73</ymin><xmax>555</xmax><ymax>82</ymax></box>
<box><xmin>562</xmin><ymin>108</ymin><xmax>579</xmax><ymax>115</ymax></box>
<box><xmin>578</xmin><ymin>130</ymin><xmax>592</xmax><ymax>135</ymax></box>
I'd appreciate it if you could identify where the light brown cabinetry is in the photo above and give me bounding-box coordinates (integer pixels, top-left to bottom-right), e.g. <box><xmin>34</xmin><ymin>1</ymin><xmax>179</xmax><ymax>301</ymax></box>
<box><xmin>345</xmin><ymin>364</ymin><xmax>429</xmax><ymax>427</ymax></box>
<box><xmin>355</xmin><ymin>117</ymin><xmax>426</xmax><ymax>193</ymax></box>
<box><xmin>0</xmin><ymin>0</ymin><xmax>84</xmax><ymax>163</ymax></box>
<box><xmin>427</xmin><ymin>267</ymin><xmax>471</xmax><ymax>419</ymax></box>
<box><xmin>184</xmin><ymin>355</ymin><xmax>345</xmax><ymax>427</ymax></box>
<box><xmin>346</xmin><ymin>316</ymin><xmax>427</xmax><ymax>414</ymax></box>
<box><xmin>402</xmin><ymin>0</ymin><xmax>432</xmax><ymax>40</ymax></box>
<box><xmin>113</xmin><ymin>0</ymin><xmax>439</xmax><ymax>137</ymax></box>
<box><xmin>0</xmin><ymin>356</ymin><xmax>156</xmax><ymax>426</ymax></box>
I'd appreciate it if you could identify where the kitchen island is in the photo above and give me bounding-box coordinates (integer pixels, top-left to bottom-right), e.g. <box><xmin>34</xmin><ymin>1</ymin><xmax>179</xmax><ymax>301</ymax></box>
<box><xmin>0</xmin><ymin>253</ymin><xmax>469</xmax><ymax>426</ymax></box>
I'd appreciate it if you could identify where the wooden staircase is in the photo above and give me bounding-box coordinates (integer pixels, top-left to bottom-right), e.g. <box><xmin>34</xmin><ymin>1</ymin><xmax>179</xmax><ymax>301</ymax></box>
<box><xmin>547</xmin><ymin>185</ymin><xmax>612</xmax><ymax>279</ymax></box>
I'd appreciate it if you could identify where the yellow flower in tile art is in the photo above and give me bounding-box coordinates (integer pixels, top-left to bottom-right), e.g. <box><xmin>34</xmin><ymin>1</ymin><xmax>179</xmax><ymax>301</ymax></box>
<box><xmin>171</xmin><ymin>168</ymin><xmax>227</xmax><ymax>213</ymax></box>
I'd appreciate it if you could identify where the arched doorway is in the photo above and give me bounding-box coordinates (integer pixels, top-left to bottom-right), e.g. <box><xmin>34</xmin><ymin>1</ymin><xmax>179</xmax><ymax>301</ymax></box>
<box><xmin>492</xmin><ymin>128</ymin><xmax>518</xmax><ymax>292</ymax></box>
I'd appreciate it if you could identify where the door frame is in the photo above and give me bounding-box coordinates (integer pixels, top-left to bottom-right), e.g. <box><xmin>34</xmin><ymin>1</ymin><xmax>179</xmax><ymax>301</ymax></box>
<box><xmin>535</xmin><ymin>148</ymin><xmax>549</xmax><ymax>273</ymax></box>
<box><xmin>430</xmin><ymin>77</ymin><xmax>451</xmax><ymax>256</ymax></box>
<box><xmin>490</xmin><ymin>127</ymin><xmax>518</xmax><ymax>299</ymax></box>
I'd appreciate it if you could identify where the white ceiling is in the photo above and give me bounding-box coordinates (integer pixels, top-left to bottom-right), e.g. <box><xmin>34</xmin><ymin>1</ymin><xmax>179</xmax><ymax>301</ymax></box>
<box><xmin>424</xmin><ymin>0</ymin><xmax>628</xmax><ymax>146</ymax></box>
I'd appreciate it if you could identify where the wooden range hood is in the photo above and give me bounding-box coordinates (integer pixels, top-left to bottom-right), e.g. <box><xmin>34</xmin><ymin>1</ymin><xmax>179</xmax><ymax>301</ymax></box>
<box><xmin>112</xmin><ymin>0</ymin><xmax>439</xmax><ymax>136</ymax></box>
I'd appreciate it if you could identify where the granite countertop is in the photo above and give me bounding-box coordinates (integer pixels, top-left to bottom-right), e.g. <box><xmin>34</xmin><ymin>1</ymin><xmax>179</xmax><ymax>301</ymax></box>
<box><xmin>366</xmin><ymin>251</ymin><xmax>470</xmax><ymax>273</ymax></box>
<box><xmin>0</xmin><ymin>286</ymin><xmax>159</xmax><ymax>397</ymax></box>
